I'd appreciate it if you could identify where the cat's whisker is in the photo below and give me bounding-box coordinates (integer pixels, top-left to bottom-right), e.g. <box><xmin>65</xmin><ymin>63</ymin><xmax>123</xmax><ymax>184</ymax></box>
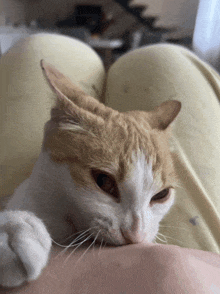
<box><xmin>157</xmin><ymin>232</ymin><xmax>185</xmax><ymax>245</ymax></box>
<box><xmin>54</xmin><ymin>230</ymin><xmax>92</xmax><ymax>258</ymax></box>
<box><xmin>55</xmin><ymin>227</ymin><xmax>99</xmax><ymax>259</ymax></box>
<box><xmin>63</xmin><ymin>233</ymin><xmax>94</xmax><ymax>265</ymax></box>
<box><xmin>92</xmin><ymin>230</ymin><xmax>101</xmax><ymax>252</ymax></box>
<box><xmin>98</xmin><ymin>240</ymin><xmax>107</xmax><ymax>257</ymax></box>
<box><xmin>98</xmin><ymin>238</ymin><xmax>104</xmax><ymax>256</ymax></box>
<box><xmin>61</xmin><ymin>232</ymin><xmax>91</xmax><ymax>254</ymax></box>
<box><xmin>69</xmin><ymin>228</ymin><xmax>95</xmax><ymax>244</ymax></box>
<box><xmin>54</xmin><ymin>237</ymin><xmax>86</xmax><ymax>259</ymax></box>
<box><xmin>155</xmin><ymin>235</ymin><xmax>168</xmax><ymax>244</ymax></box>
<box><xmin>52</xmin><ymin>227</ymin><xmax>95</xmax><ymax>249</ymax></box>
<box><xmin>74</xmin><ymin>230</ymin><xmax>101</xmax><ymax>267</ymax></box>
<box><xmin>64</xmin><ymin>227</ymin><xmax>97</xmax><ymax>248</ymax></box>
<box><xmin>61</xmin><ymin>228</ymin><xmax>93</xmax><ymax>243</ymax></box>
<box><xmin>51</xmin><ymin>238</ymin><xmax>75</xmax><ymax>248</ymax></box>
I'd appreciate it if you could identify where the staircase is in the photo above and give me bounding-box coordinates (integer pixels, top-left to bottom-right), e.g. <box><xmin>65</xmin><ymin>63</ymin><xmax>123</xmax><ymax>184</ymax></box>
<box><xmin>0</xmin><ymin>0</ymin><xmax>199</xmax><ymax>44</ymax></box>
<box><xmin>113</xmin><ymin>0</ymin><xmax>199</xmax><ymax>42</ymax></box>
<box><xmin>114</xmin><ymin>0</ymin><xmax>165</xmax><ymax>32</ymax></box>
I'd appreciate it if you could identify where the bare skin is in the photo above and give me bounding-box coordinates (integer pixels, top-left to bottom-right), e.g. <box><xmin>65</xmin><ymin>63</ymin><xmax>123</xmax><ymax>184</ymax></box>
<box><xmin>1</xmin><ymin>243</ymin><xmax>219</xmax><ymax>294</ymax></box>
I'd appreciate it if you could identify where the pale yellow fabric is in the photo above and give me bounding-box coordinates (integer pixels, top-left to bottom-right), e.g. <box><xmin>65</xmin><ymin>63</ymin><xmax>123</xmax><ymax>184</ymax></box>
<box><xmin>0</xmin><ymin>35</ymin><xmax>219</xmax><ymax>253</ymax></box>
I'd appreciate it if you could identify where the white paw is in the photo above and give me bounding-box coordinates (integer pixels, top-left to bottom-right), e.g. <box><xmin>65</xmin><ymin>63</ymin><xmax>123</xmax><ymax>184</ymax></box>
<box><xmin>0</xmin><ymin>210</ymin><xmax>52</xmax><ymax>288</ymax></box>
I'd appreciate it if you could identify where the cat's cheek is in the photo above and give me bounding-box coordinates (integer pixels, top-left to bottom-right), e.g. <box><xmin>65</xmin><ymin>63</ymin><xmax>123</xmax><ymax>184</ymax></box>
<box><xmin>95</xmin><ymin>225</ymin><xmax>133</xmax><ymax>246</ymax></box>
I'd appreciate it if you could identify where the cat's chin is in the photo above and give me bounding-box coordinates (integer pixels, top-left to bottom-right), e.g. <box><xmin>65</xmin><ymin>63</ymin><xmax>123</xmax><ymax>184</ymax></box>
<box><xmin>72</xmin><ymin>226</ymin><xmax>158</xmax><ymax>247</ymax></box>
<box><xmin>95</xmin><ymin>239</ymin><xmax>124</xmax><ymax>248</ymax></box>
<box><xmin>90</xmin><ymin>232</ymin><xmax>155</xmax><ymax>247</ymax></box>
<box><xmin>92</xmin><ymin>237</ymin><xmax>154</xmax><ymax>248</ymax></box>
<box><xmin>93</xmin><ymin>234</ymin><xmax>126</xmax><ymax>247</ymax></box>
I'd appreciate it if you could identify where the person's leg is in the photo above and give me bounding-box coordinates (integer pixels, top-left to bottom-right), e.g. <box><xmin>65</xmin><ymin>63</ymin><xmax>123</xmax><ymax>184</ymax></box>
<box><xmin>105</xmin><ymin>44</ymin><xmax>220</xmax><ymax>253</ymax></box>
<box><xmin>0</xmin><ymin>33</ymin><xmax>105</xmax><ymax>201</ymax></box>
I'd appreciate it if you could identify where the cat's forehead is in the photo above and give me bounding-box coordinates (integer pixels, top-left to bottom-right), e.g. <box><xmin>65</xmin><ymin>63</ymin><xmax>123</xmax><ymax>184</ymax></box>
<box><xmin>99</xmin><ymin>116</ymin><xmax>176</xmax><ymax>186</ymax></box>
<box><xmin>44</xmin><ymin>111</ymin><xmax>176</xmax><ymax>188</ymax></box>
<box><xmin>118</xmin><ymin>152</ymin><xmax>162</xmax><ymax>204</ymax></box>
<box><xmin>98</xmin><ymin>113</ymin><xmax>154</xmax><ymax>151</ymax></box>
<box><xmin>94</xmin><ymin>114</ymin><xmax>155</xmax><ymax>163</ymax></box>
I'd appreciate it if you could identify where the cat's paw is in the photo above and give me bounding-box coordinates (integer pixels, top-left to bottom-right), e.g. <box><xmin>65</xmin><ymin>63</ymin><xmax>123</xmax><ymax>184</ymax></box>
<box><xmin>0</xmin><ymin>210</ymin><xmax>52</xmax><ymax>288</ymax></box>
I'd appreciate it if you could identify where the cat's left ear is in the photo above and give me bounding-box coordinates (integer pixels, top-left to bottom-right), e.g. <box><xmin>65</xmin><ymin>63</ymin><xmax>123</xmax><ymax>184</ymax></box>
<box><xmin>148</xmin><ymin>100</ymin><xmax>181</xmax><ymax>130</ymax></box>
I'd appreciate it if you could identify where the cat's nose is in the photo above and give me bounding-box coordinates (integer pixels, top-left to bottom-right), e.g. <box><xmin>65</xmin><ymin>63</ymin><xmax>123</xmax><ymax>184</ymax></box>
<box><xmin>121</xmin><ymin>218</ymin><xmax>146</xmax><ymax>244</ymax></box>
<box><xmin>121</xmin><ymin>228</ymin><xmax>146</xmax><ymax>244</ymax></box>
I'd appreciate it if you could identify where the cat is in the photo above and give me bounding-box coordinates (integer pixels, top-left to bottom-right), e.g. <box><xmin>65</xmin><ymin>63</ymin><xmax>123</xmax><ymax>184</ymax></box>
<box><xmin>0</xmin><ymin>60</ymin><xmax>181</xmax><ymax>288</ymax></box>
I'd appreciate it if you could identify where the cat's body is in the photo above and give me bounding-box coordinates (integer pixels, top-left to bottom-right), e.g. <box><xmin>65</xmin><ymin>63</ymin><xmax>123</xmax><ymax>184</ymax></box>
<box><xmin>0</xmin><ymin>61</ymin><xmax>181</xmax><ymax>287</ymax></box>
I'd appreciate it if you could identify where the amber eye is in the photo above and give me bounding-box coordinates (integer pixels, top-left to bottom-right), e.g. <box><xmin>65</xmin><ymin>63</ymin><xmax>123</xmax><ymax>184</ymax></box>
<box><xmin>91</xmin><ymin>170</ymin><xmax>120</xmax><ymax>201</ymax></box>
<box><xmin>150</xmin><ymin>188</ymin><xmax>171</xmax><ymax>203</ymax></box>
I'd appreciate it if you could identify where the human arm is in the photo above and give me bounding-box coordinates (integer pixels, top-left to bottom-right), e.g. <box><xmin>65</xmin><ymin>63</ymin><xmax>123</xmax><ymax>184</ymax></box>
<box><xmin>1</xmin><ymin>243</ymin><xmax>219</xmax><ymax>294</ymax></box>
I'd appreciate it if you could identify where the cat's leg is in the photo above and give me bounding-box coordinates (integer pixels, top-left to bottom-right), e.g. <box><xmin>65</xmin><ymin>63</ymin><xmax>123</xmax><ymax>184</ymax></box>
<box><xmin>0</xmin><ymin>210</ymin><xmax>51</xmax><ymax>288</ymax></box>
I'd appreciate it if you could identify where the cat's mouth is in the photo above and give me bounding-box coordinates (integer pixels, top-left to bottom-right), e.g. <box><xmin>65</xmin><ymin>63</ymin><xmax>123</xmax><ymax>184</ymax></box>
<box><xmin>70</xmin><ymin>227</ymin><xmax>125</xmax><ymax>249</ymax></box>
<box><xmin>89</xmin><ymin>236</ymin><xmax>121</xmax><ymax>248</ymax></box>
<box><xmin>60</xmin><ymin>232</ymin><xmax>120</xmax><ymax>250</ymax></box>
<box><xmin>85</xmin><ymin>230</ymin><xmax>122</xmax><ymax>248</ymax></box>
<box><xmin>63</xmin><ymin>214</ymin><xmax>147</xmax><ymax>248</ymax></box>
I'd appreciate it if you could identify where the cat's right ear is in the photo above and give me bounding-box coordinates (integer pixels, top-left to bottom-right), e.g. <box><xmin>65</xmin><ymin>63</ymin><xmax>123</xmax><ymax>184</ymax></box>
<box><xmin>40</xmin><ymin>60</ymin><xmax>101</xmax><ymax>126</ymax></box>
<box><xmin>40</xmin><ymin>59</ymin><xmax>110</xmax><ymax>117</ymax></box>
<box><xmin>40</xmin><ymin>59</ymin><xmax>89</xmax><ymax>102</ymax></box>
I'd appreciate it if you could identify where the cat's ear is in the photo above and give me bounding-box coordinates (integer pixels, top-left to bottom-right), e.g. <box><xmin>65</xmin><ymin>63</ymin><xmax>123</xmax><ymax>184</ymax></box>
<box><xmin>40</xmin><ymin>60</ymin><xmax>103</xmax><ymax>126</ymax></box>
<box><xmin>40</xmin><ymin>60</ymin><xmax>109</xmax><ymax>116</ymax></box>
<box><xmin>41</xmin><ymin>59</ymin><xmax>87</xmax><ymax>101</ymax></box>
<box><xmin>148</xmin><ymin>100</ymin><xmax>181</xmax><ymax>130</ymax></box>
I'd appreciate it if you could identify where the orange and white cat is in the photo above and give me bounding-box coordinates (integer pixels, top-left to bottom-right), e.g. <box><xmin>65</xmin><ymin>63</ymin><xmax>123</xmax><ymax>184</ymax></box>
<box><xmin>0</xmin><ymin>61</ymin><xmax>181</xmax><ymax>287</ymax></box>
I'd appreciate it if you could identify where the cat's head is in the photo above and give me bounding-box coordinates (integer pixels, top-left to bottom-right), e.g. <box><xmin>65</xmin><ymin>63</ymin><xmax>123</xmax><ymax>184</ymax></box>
<box><xmin>41</xmin><ymin>60</ymin><xmax>181</xmax><ymax>245</ymax></box>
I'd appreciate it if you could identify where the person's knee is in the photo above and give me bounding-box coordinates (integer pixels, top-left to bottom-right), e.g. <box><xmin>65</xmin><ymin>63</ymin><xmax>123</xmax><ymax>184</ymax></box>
<box><xmin>109</xmin><ymin>42</ymin><xmax>191</xmax><ymax>78</ymax></box>
<box><xmin>141</xmin><ymin>43</ymin><xmax>190</xmax><ymax>54</ymax></box>
<box><xmin>129</xmin><ymin>43</ymin><xmax>192</xmax><ymax>66</ymax></box>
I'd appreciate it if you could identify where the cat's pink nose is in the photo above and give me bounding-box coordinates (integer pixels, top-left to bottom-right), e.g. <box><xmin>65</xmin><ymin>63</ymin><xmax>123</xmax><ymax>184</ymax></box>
<box><xmin>121</xmin><ymin>214</ymin><xmax>146</xmax><ymax>244</ymax></box>
<box><xmin>121</xmin><ymin>228</ymin><xmax>146</xmax><ymax>244</ymax></box>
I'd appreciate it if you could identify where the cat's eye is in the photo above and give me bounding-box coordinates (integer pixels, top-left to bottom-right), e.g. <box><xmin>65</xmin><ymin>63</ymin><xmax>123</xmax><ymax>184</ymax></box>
<box><xmin>91</xmin><ymin>170</ymin><xmax>120</xmax><ymax>201</ymax></box>
<box><xmin>150</xmin><ymin>188</ymin><xmax>171</xmax><ymax>203</ymax></box>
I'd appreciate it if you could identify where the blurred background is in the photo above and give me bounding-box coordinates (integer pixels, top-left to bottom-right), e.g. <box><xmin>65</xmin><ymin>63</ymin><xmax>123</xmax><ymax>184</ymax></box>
<box><xmin>0</xmin><ymin>0</ymin><xmax>219</xmax><ymax>71</ymax></box>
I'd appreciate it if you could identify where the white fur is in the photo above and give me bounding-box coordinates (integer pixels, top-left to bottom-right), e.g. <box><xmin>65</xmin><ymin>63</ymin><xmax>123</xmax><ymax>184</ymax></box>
<box><xmin>0</xmin><ymin>150</ymin><xmax>174</xmax><ymax>287</ymax></box>
<box><xmin>118</xmin><ymin>152</ymin><xmax>174</xmax><ymax>243</ymax></box>
<box><xmin>0</xmin><ymin>210</ymin><xmax>51</xmax><ymax>287</ymax></box>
